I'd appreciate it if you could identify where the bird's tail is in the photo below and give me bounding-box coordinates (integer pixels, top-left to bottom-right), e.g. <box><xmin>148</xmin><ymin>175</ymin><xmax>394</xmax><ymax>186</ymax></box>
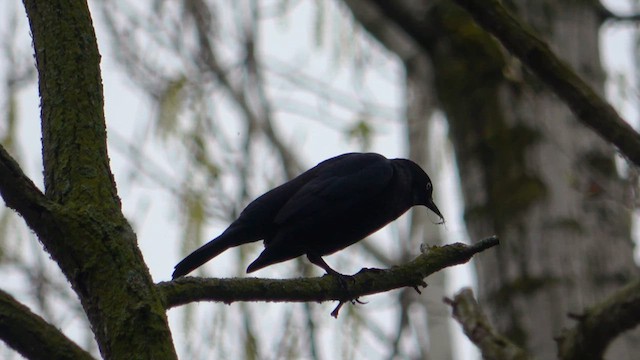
<box><xmin>172</xmin><ymin>226</ymin><xmax>256</xmax><ymax>279</ymax></box>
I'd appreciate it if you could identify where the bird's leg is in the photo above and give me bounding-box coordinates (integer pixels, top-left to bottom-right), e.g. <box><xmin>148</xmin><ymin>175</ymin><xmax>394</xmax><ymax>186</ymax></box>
<box><xmin>306</xmin><ymin>254</ymin><xmax>354</xmax><ymax>288</ymax></box>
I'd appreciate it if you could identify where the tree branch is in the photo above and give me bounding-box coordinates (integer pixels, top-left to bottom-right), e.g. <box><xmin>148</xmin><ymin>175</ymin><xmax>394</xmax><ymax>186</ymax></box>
<box><xmin>0</xmin><ymin>289</ymin><xmax>94</xmax><ymax>360</ymax></box>
<box><xmin>557</xmin><ymin>279</ymin><xmax>640</xmax><ymax>360</ymax></box>
<box><xmin>0</xmin><ymin>143</ymin><xmax>56</xmax><ymax>236</ymax></box>
<box><xmin>368</xmin><ymin>0</ymin><xmax>640</xmax><ymax>167</ymax></box>
<box><xmin>21</xmin><ymin>1</ymin><xmax>178</xmax><ymax>358</ymax></box>
<box><xmin>444</xmin><ymin>288</ymin><xmax>532</xmax><ymax>360</ymax></box>
<box><xmin>158</xmin><ymin>236</ymin><xmax>499</xmax><ymax>315</ymax></box>
<box><xmin>23</xmin><ymin>0</ymin><xmax>120</xmax><ymax>208</ymax></box>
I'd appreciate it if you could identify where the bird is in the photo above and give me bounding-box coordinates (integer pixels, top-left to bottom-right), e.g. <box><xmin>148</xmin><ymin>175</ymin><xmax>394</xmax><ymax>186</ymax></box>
<box><xmin>172</xmin><ymin>152</ymin><xmax>443</xmax><ymax>280</ymax></box>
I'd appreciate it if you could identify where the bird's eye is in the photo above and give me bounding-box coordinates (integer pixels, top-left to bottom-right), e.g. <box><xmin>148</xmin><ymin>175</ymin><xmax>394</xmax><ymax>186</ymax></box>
<box><xmin>426</xmin><ymin>183</ymin><xmax>432</xmax><ymax>191</ymax></box>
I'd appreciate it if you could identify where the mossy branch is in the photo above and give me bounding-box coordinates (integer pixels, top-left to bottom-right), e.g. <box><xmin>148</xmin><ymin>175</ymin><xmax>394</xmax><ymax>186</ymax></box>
<box><xmin>21</xmin><ymin>1</ymin><xmax>178</xmax><ymax>358</ymax></box>
<box><xmin>0</xmin><ymin>289</ymin><xmax>94</xmax><ymax>360</ymax></box>
<box><xmin>0</xmin><ymin>143</ymin><xmax>57</xmax><ymax>239</ymax></box>
<box><xmin>159</xmin><ymin>236</ymin><xmax>499</xmax><ymax>317</ymax></box>
<box><xmin>557</xmin><ymin>279</ymin><xmax>640</xmax><ymax>360</ymax></box>
<box><xmin>445</xmin><ymin>288</ymin><xmax>532</xmax><ymax>360</ymax></box>
<box><xmin>23</xmin><ymin>0</ymin><xmax>120</xmax><ymax>209</ymax></box>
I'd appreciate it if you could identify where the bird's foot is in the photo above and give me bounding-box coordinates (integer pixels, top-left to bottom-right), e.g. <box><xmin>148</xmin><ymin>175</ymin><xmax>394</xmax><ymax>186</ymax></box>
<box><xmin>331</xmin><ymin>297</ymin><xmax>367</xmax><ymax>318</ymax></box>
<box><xmin>356</xmin><ymin>267</ymin><xmax>384</xmax><ymax>275</ymax></box>
<box><xmin>352</xmin><ymin>297</ymin><xmax>367</xmax><ymax>305</ymax></box>
<box><xmin>330</xmin><ymin>272</ymin><xmax>355</xmax><ymax>289</ymax></box>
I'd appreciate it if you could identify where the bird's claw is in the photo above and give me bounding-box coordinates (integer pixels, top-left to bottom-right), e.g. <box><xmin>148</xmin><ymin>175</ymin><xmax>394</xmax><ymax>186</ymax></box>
<box><xmin>331</xmin><ymin>301</ymin><xmax>345</xmax><ymax>318</ymax></box>
<box><xmin>331</xmin><ymin>297</ymin><xmax>367</xmax><ymax>318</ymax></box>
<box><xmin>357</xmin><ymin>267</ymin><xmax>384</xmax><ymax>275</ymax></box>
<box><xmin>332</xmin><ymin>273</ymin><xmax>355</xmax><ymax>289</ymax></box>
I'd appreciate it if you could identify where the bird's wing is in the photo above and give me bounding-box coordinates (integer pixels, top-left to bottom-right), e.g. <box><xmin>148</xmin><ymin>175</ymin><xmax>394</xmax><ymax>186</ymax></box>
<box><xmin>274</xmin><ymin>153</ymin><xmax>394</xmax><ymax>225</ymax></box>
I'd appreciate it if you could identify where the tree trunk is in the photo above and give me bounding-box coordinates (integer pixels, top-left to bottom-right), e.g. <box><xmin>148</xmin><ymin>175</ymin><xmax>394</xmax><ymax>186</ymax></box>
<box><xmin>406</xmin><ymin>56</ymin><xmax>454</xmax><ymax>360</ymax></box>
<box><xmin>427</xmin><ymin>2</ymin><xmax>639</xmax><ymax>358</ymax></box>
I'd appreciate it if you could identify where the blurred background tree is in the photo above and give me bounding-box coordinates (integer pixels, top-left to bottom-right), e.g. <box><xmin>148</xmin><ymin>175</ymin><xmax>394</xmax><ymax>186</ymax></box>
<box><xmin>344</xmin><ymin>1</ymin><xmax>640</xmax><ymax>358</ymax></box>
<box><xmin>1</xmin><ymin>0</ymin><xmax>638</xmax><ymax>359</ymax></box>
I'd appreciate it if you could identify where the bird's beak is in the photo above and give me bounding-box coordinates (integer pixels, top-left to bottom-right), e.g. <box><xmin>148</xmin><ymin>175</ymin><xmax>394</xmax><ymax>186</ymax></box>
<box><xmin>426</xmin><ymin>198</ymin><xmax>444</xmax><ymax>224</ymax></box>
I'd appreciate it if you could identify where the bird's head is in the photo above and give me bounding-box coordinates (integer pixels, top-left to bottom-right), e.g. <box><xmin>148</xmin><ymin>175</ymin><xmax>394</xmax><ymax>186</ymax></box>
<box><xmin>405</xmin><ymin>160</ymin><xmax>444</xmax><ymax>224</ymax></box>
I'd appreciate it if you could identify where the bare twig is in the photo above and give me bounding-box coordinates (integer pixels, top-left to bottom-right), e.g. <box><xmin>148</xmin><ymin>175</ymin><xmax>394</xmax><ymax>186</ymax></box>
<box><xmin>184</xmin><ymin>0</ymin><xmax>302</xmax><ymax>178</ymax></box>
<box><xmin>444</xmin><ymin>288</ymin><xmax>532</xmax><ymax>360</ymax></box>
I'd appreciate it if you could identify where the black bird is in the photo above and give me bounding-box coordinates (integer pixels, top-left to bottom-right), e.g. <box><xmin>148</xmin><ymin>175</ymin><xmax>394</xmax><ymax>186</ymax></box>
<box><xmin>172</xmin><ymin>152</ymin><xmax>443</xmax><ymax>279</ymax></box>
